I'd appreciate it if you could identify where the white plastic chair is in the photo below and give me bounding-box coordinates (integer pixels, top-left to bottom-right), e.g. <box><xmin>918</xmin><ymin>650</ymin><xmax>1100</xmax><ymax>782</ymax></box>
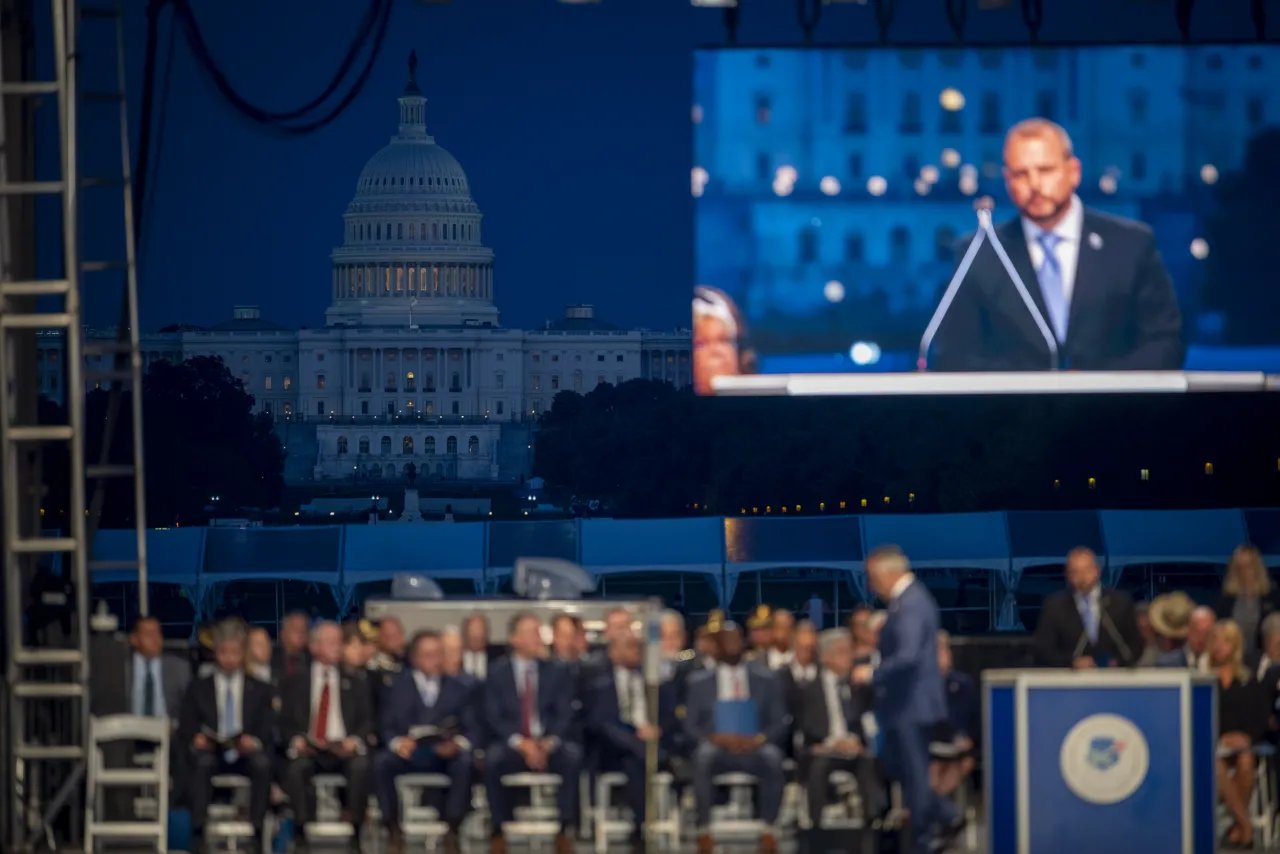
<box><xmin>593</xmin><ymin>770</ymin><xmax>680</xmax><ymax>853</ymax></box>
<box><xmin>207</xmin><ymin>775</ymin><xmax>256</xmax><ymax>850</ymax></box>
<box><xmin>709</xmin><ymin>772</ymin><xmax>763</xmax><ymax>840</ymax></box>
<box><xmin>85</xmin><ymin>714</ymin><xmax>170</xmax><ymax>854</ymax></box>
<box><xmin>500</xmin><ymin>772</ymin><xmax>562</xmax><ymax>849</ymax></box>
<box><xmin>306</xmin><ymin>773</ymin><xmax>355</xmax><ymax>847</ymax></box>
<box><xmin>395</xmin><ymin>772</ymin><xmax>453</xmax><ymax>851</ymax></box>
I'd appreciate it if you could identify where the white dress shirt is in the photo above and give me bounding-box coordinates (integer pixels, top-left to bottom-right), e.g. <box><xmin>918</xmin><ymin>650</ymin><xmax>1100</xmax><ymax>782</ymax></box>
<box><xmin>309</xmin><ymin>663</ymin><xmax>347</xmax><ymax>742</ymax></box>
<box><xmin>715</xmin><ymin>663</ymin><xmax>751</xmax><ymax>701</ymax></box>
<box><xmin>214</xmin><ymin>670</ymin><xmax>244</xmax><ymax>738</ymax></box>
<box><xmin>789</xmin><ymin>660</ymin><xmax>816</xmax><ymax>683</ymax></box>
<box><xmin>464</xmin><ymin>650</ymin><xmax>488</xmax><ymax>680</ymax></box>
<box><xmin>614</xmin><ymin>666</ymin><xmax>648</xmax><ymax>727</ymax></box>
<box><xmin>413</xmin><ymin>670</ymin><xmax>440</xmax><ymax>707</ymax></box>
<box><xmin>888</xmin><ymin>573</ymin><xmax>915</xmax><ymax>603</ymax></box>
<box><xmin>1022</xmin><ymin>193</ymin><xmax>1084</xmax><ymax>304</ymax></box>
<box><xmin>131</xmin><ymin>653</ymin><xmax>167</xmax><ymax>718</ymax></box>
<box><xmin>512</xmin><ymin>657</ymin><xmax>544</xmax><ymax>740</ymax></box>
<box><xmin>767</xmin><ymin>648</ymin><xmax>793</xmax><ymax>670</ymax></box>
<box><xmin>820</xmin><ymin>670</ymin><xmax>849</xmax><ymax>743</ymax></box>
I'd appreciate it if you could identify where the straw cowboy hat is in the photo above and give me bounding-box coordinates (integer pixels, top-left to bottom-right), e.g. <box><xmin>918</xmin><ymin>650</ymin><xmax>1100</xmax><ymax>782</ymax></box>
<box><xmin>1148</xmin><ymin>591</ymin><xmax>1195</xmax><ymax>641</ymax></box>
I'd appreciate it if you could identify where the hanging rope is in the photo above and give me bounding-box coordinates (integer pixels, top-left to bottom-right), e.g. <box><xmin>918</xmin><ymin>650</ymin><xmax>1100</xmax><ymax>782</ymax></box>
<box><xmin>873</xmin><ymin>0</ymin><xmax>897</xmax><ymax>42</ymax></box>
<box><xmin>723</xmin><ymin>3</ymin><xmax>741</xmax><ymax>45</ymax></box>
<box><xmin>1252</xmin><ymin>0</ymin><xmax>1267</xmax><ymax>40</ymax></box>
<box><xmin>797</xmin><ymin>0</ymin><xmax>822</xmax><ymax>44</ymax></box>
<box><xmin>1174</xmin><ymin>0</ymin><xmax>1194</xmax><ymax>41</ymax></box>
<box><xmin>945</xmin><ymin>0</ymin><xmax>968</xmax><ymax>42</ymax></box>
<box><xmin>1020</xmin><ymin>0</ymin><xmax>1043</xmax><ymax>42</ymax></box>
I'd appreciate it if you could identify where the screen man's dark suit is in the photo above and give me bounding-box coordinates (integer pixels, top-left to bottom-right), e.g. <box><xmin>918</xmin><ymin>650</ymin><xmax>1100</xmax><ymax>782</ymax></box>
<box><xmin>1033</xmin><ymin>587</ymin><xmax>1143</xmax><ymax>668</ymax></box>
<box><xmin>930</xmin><ymin>208</ymin><xmax>1184</xmax><ymax>371</ymax></box>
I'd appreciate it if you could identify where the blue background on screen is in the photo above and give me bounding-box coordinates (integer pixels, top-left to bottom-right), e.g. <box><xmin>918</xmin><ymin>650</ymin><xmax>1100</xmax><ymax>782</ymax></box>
<box><xmin>693</xmin><ymin>46</ymin><xmax>1280</xmax><ymax>374</ymax></box>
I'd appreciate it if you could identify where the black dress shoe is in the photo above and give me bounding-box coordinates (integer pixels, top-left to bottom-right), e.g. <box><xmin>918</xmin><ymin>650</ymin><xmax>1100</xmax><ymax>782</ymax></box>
<box><xmin>930</xmin><ymin>816</ymin><xmax>967</xmax><ymax>853</ymax></box>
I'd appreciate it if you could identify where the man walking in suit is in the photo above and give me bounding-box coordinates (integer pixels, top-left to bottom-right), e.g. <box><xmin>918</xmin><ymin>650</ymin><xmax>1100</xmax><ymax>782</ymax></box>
<box><xmin>1033</xmin><ymin>547</ymin><xmax>1144</xmax><ymax>668</ymax></box>
<box><xmin>374</xmin><ymin>630</ymin><xmax>476</xmax><ymax>854</ymax></box>
<box><xmin>685</xmin><ymin>622</ymin><xmax>788</xmax><ymax>854</ymax></box>
<box><xmin>278</xmin><ymin>621</ymin><xmax>375</xmax><ymax>852</ymax></box>
<box><xmin>852</xmin><ymin>546</ymin><xmax>963</xmax><ymax>854</ymax></box>
<box><xmin>929</xmin><ymin>117</ymin><xmax>1183</xmax><ymax>372</ymax></box>
<box><xmin>483</xmin><ymin>613</ymin><xmax>582</xmax><ymax>854</ymax></box>
<box><xmin>178</xmin><ymin>620</ymin><xmax>276</xmax><ymax>853</ymax></box>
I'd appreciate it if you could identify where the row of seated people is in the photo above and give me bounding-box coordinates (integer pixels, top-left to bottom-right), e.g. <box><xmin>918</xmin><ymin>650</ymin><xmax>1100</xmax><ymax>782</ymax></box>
<box><xmin>93</xmin><ymin>603</ymin><xmax>978</xmax><ymax>854</ymax></box>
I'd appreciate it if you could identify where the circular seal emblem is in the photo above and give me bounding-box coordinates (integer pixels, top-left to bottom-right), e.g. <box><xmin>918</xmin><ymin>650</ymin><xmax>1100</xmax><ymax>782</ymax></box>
<box><xmin>1059</xmin><ymin>713</ymin><xmax>1150</xmax><ymax>805</ymax></box>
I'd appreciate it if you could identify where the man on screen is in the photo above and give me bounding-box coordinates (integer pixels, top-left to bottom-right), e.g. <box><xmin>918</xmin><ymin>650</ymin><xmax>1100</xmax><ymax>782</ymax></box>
<box><xmin>929</xmin><ymin>118</ymin><xmax>1184</xmax><ymax>372</ymax></box>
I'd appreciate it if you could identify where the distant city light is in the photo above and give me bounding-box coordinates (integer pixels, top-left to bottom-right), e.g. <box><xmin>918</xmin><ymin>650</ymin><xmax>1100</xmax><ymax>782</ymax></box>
<box><xmin>919</xmin><ymin>165</ymin><xmax>940</xmax><ymax>184</ymax></box>
<box><xmin>866</xmin><ymin>176</ymin><xmax>887</xmax><ymax>196</ymax></box>
<box><xmin>1190</xmin><ymin>238</ymin><xmax>1209</xmax><ymax>259</ymax></box>
<box><xmin>776</xmin><ymin>165</ymin><xmax>798</xmax><ymax>184</ymax></box>
<box><xmin>1099</xmin><ymin>174</ymin><xmax>1117</xmax><ymax>194</ymax></box>
<box><xmin>913</xmin><ymin>178</ymin><xmax>931</xmax><ymax>195</ymax></box>
<box><xmin>849</xmin><ymin>342</ymin><xmax>881</xmax><ymax>365</ymax></box>
<box><xmin>939</xmin><ymin>88</ymin><xmax>965</xmax><ymax>111</ymax></box>
<box><xmin>691</xmin><ymin>105</ymin><xmax>704</xmax><ymax>124</ymax></box>
<box><xmin>959</xmin><ymin>174</ymin><xmax>979</xmax><ymax>195</ymax></box>
<box><xmin>941</xmin><ymin>148</ymin><xmax>961</xmax><ymax>168</ymax></box>
<box><xmin>772</xmin><ymin>177</ymin><xmax>793</xmax><ymax>197</ymax></box>
<box><xmin>824</xmin><ymin>280</ymin><xmax>846</xmax><ymax>303</ymax></box>
<box><xmin>820</xmin><ymin>175</ymin><xmax>841</xmax><ymax>196</ymax></box>
<box><xmin>959</xmin><ymin>163</ymin><xmax>978</xmax><ymax>180</ymax></box>
<box><xmin>1200</xmin><ymin>164</ymin><xmax>1219</xmax><ymax>184</ymax></box>
<box><xmin>691</xmin><ymin>166</ymin><xmax>709</xmax><ymax>198</ymax></box>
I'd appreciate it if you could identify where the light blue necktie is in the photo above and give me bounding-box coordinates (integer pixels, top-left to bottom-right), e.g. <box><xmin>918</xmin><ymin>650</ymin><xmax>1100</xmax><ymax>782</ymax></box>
<box><xmin>220</xmin><ymin>677</ymin><xmax>238</xmax><ymax>762</ymax></box>
<box><xmin>1081</xmin><ymin>596</ymin><xmax>1099</xmax><ymax>645</ymax></box>
<box><xmin>421</xmin><ymin>678</ymin><xmax>436</xmax><ymax>708</ymax></box>
<box><xmin>1035</xmin><ymin>231</ymin><xmax>1068</xmax><ymax>344</ymax></box>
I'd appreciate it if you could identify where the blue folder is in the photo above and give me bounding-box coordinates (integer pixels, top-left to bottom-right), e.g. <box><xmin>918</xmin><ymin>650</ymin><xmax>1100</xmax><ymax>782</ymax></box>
<box><xmin>715</xmin><ymin>699</ymin><xmax>759</xmax><ymax>735</ymax></box>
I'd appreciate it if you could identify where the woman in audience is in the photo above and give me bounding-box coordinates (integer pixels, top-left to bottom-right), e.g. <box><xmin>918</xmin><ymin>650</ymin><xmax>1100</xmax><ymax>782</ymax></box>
<box><xmin>1211</xmin><ymin>619</ymin><xmax>1267</xmax><ymax>848</ymax></box>
<box><xmin>1215</xmin><ymin>544</ymin><xmax>1278</xmax><ymax>659</ymax></box>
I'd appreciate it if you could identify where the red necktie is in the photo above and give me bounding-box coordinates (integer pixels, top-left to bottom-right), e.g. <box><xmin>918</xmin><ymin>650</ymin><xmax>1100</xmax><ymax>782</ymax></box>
<box><xmin>314</xmin><ymin>670</ymin><xmax>331</xmax><ymax>741</ymax></box>
<box><xmin>520</xmin><ymin>666</ymin><xmax>535</xmax><ymax>738</ymax></box>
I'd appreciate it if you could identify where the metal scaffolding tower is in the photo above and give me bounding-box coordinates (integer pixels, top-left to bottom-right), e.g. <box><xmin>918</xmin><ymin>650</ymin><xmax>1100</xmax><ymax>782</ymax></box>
<box><xmin>0</xmin><ymin>0</ymin><xmax>148</xmax><ymax>848</ymax></box>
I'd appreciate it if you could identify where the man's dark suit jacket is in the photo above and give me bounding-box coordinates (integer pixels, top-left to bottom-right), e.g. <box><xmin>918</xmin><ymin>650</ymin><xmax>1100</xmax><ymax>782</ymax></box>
<box><xmin>379</xmin><ymin>671</ymin><xmax>478</xmax><ymax>749</ymax></box>
<box><xmin>483</xmin><ymin>656</ymin><xmax>576</xmax><ymax>746</ymax></box>
<box><xmin>930</xmin><ymin>208</ymin><xmax>1184</xmax><ymax>372</ymax></box>
<box><xmin>797</xmin><ymin>671</ymin><xmax>869</xmax><ymax>749</ymax></box>
<box><xmin>176</xmin><ymin>672</ymin><xmax>275</xmax><ymax>750</ymax></box>
<box><xmin>587</xmin><ymin>669</ymin><xmax>682</xmax><ymax>760</ymax></box>
<box><xmin>277</xmin><ymin>665</ymin><xmax>376</xmax><ymax>749</ymax></box>
<box><xmin>1033</xmin><ymin>588</ymin><xmax>1144</xmax><ymax>668</ymax></box>
<box><xmin>872</xmin><ymin>580</ymin><xmax>947</xmax><ymax>727</ymax></box>
<box><xmin>683</xmin><ymin>663</ymin><xmax>790</xmax><ymax>747</ymax></box>
<box><xmin>272</xmin><ymin>648</ymin><xmax>310</xmax><ymax>681</ymax></box>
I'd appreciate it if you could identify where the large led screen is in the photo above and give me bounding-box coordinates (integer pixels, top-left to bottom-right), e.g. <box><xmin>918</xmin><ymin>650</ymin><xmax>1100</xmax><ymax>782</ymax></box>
<box><xmin>692</xmin><ymin>46</ymin><xmax>1280</xmax><ymax>395</ymax></box>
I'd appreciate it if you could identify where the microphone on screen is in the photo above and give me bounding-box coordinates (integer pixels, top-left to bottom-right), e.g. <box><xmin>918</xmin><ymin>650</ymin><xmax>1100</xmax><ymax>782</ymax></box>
<box><xmin>916</xmin><ymin>197</ymin><xmax>1061</xmax><ymax>371</ymax></box>
<box><xmin>916</xmin><ymin>197</ymin><xmax>998</xmax><ymax>371</ymax></box>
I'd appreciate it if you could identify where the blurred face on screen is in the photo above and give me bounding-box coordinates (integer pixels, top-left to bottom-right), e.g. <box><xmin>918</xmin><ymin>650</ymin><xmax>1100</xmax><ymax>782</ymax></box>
<box><xmin>772</xmin><ymin>610</ymin><xmax>795</xmax><ymax>650</ymax></box>
<box><xmin>379</xmin><ymin>617</ymin><xmax>406</xmax><ymax>657</ymax></box>
<box><xmin>441</xmin><ymin>631</ymin><xmax>464</xmax><ymax>675</ymax></box>
<box><xmin>247</xmin><ymin>627</ymin><xmax>272</xmax><ymax>666</ymax></box>
<box><xmin>281</xmin><ymin>614</ymin><xmax>309</xmax><ymax>654</ymax></box>
<box><xmin>717</xmin><ymin>627</ymin><xmax>745</xmax><ymax>666</ymax></box>
<box><xmin>660</xmin><ymin>618</ymin><xmax>685</xmax><ymax>657</ymax></box>
<box><xmin>411</xmin><ymin>635</ymin><xmax>443</xmax><ymax>677</ymax></box>
<box><xmin>215</xmin><ymin>638</ymin><xmax>245</xmax><ymax>674</ymax></box>
<box><xmin>1003</xmin><ymin>127</ymin><xmax>1081</xmax><ymax>229</ymax></box>
<box><xmin>693</xmin><ymin>315</ymin><xmax>738</xmax><ymax>395</ymax></box>
<box><xmin>131</xmin><ymin>618</ymin><xmax>163</xmax><ymax>659</ymax></box>
<box><xmin>1065</xmin><ymin>549</ymin><xmax>1100</xmax><ymax>594</ymax></box>
<box><xmin>552</xmin><ymin>617</ymin><xmax>580</xmax><ymax>661</ymax></box>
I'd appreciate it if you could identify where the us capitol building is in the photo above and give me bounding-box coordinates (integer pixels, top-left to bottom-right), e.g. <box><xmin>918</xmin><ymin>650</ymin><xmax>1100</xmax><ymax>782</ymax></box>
<box><xmin>38</xmin><ymin>59</ymin><xmax>692</xmax><ymax>484</ymax></box>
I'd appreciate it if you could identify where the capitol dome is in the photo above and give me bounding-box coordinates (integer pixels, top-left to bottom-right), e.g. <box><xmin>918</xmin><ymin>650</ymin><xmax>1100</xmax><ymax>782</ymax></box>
<box><xmin>327</xmin><ymin>51</ymin><xmax>497</xmax><ymax>329</ymax></box>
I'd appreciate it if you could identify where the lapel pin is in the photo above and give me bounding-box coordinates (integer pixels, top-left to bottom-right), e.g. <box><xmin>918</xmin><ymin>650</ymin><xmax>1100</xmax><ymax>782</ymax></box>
<box><xmin>1088</xmin><ymin>232</ymin><xmax>1103</xmax><ymax>250</ymax></box>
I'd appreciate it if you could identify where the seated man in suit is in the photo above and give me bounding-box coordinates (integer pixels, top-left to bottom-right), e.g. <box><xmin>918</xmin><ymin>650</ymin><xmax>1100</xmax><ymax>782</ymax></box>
<box><xmin>1033</xmin><ymin>547</ymin><xmax>1143</xmax><ymax>668</ymax></box>
<box><xmin>178</xmin><ymin>620</ymin><xmax>275</xmax><ymax>853</ymax></box>
<box><xmin>461</xmin><ymin>613</ymin><xmax>496</xmax><ymax>682</ymax></box>
<box><xmin>929</xmin><ymin>630</ymin><xmax>977</xmax><ymax>800</ymax></box>
<box><xmin>483</xmin><ymin>613</ymin><xmax>582</xmax><ymax>854</ymax></box>
<box><xmin>800</xmin><ymin>629</ymin><xmax>881</xmax><ymax>828</ymax></box>
<box><xmin>279</xmin><ymin>621</ymin><xmax>374</xmax><ymax>852</ymax></box>
<box><xmin>588</xmin><ymin>633</ymin><xmax>679</xmax><ymax>852</ymax></box>
<box><xmin>685</xmin><ymin>621</ymin><xmax>788</xmax><ymax>854</ymax></box>
<box><xmin>274</xmin><ymin>611</ymin><xmax>312</xmax><ymax>680</ymax></box>
<box><xmin>550</xmin><ymin>613</ymin><xmax>592</xmax><ymax>747</ymax></box>
<box><xmin>90</xmin><ymin>616</ymin><xmax>192</xmax><ymax>815</ymax></box>
<box><xmin>374</xmin><ymin>630</ymin><xmax>476</xmax><ymax>854</ymax></box>
<box><xmin>929</xmin><ymin>117</ymin><xmax>1183</xmax><ymax>372</ymax></box>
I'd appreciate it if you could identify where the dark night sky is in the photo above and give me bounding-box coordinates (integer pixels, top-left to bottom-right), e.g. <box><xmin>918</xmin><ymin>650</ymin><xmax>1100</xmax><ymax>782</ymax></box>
<box><xmin>39</xmin><ymin>0</ymin><xmax>1269</xmax><ymax>332</ymax></box>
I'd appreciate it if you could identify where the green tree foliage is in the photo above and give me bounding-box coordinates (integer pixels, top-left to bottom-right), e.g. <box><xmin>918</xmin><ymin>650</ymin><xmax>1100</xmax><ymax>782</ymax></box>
<box><xmin>42</xmin><ymin>355</ymin><xmax>285</xmax><ymax>527</ymax></box>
